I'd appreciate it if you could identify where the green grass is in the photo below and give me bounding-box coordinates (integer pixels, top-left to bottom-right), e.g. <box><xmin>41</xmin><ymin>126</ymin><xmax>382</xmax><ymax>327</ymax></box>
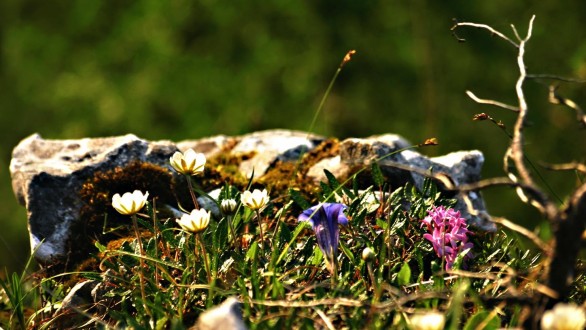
<box><xmin>0</xmin><ymin>172</ymin><xmax>553</xmax><ymax>329</ymax></box>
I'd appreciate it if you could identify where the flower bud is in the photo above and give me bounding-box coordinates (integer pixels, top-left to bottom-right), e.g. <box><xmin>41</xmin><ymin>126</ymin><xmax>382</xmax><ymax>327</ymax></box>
<box><xmin>362</xmin><ymin>247</ymin><xmax>376</xmax><ymax>261</ymax></box>
<box><xmin>221</xmin><ymin>199</ymin><xmax>238</xmax><ymax>215</ymax></box>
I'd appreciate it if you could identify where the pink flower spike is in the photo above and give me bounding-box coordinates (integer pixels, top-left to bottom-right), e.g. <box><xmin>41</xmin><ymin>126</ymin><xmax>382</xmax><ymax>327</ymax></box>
<box><xmin>420</xmin><ymin>206</ymin><xmax>474</xmax><ymax>270</ymax></box>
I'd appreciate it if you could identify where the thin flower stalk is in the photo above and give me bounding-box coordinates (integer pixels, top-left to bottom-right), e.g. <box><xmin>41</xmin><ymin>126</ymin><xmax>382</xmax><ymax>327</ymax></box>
<box><xmin>151</xmin><ymin>198</ymin><xmax>159</xmax><ymax>286</ymax></box>
<box><xmin>111</xmin><ymin>190</ymin><xmax>150</xmax><ymax>316</ymax></box>
<box><xmin>176</xmin><ymin>209</ymin><xmax>212</xmax><ymax>284</ymax></box>
<box><xmin>195</xmin><ymin>233</ymin><xmax>212</xmax><ymax>284</ymax></box>
<box><xmin>221</xmin><ymin>199</ymin><xmax>238</xmax><ymax>245</ymax></box>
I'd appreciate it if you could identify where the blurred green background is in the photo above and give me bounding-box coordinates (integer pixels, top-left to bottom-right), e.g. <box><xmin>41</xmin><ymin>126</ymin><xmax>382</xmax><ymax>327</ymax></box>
<box><xmin>1</xmin><ymin>1</ymin><xmax>585</xmax><ymax>275</ymax></box>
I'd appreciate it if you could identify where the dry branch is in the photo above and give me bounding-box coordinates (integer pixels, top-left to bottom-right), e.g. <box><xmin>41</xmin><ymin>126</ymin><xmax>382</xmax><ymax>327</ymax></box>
<box><xmin>454</xmin><ymin>16</ymin><xmax>586</xmax><ymax>326</ymax></box>
<box><xmin>548</xmin><ymin>85</ymin><xmax>586</xmax><ymax>127</ymax></box>
<box><xmin>465</xmin><ymin>91</ymin><xmax>519</xmax><ymax>112</ymax></box>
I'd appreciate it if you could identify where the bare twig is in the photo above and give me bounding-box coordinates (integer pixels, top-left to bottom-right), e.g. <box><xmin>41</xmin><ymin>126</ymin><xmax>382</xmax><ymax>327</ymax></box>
<box><xmin>510</xmin><ymin>23</ymin><xmax>522</xmax><ymax>42</ymax></box>
<box><xmin>491</xmin><ymin>216</ymin><xmax>549</xmax><ymax>253</ymax></box>
<box><xmin>509</xmin><ymin>15</ymin><xmax>535</xmax><ymax>186</ymax></box>
<box><xmin>250</xmin><ymin>297</ymin><xmax>364</xmax><ymax>308</ymax></box>
<box><xmin>540</xmin><ymin>161</ymin><xmax>586</xmax><ymax>174</ymax></box>
<box><xmin>504</xmin><ymin>16</ymin><xmax>558</xmax><ymax>219</ymax></box>
<box><xmin>548</xmin><ymin>85</ymin><xmax>586</xmax><ymax>127</ymax></box>
<box><xmin>527</xmin><ymin>74</ymin><xmax>586</xmax><ymax>83</ymax></box>
<box><xmin>451</xmin><ymin>21</ymin><xmax>519</xmax><ymax>48</ymax></box>
<box><xmin>314</xmin><ymin>309</ymin><xmax>336</xmax><ymax>330</ymax></box>
<box><xmin>466</xmin><ymin>91</ymin><xmax>520</xmax><ymax>112</ymax></box>
<box><xmin>454</xmin><ymin>16</ymin><xmax>586</xmax><ymax>325</ymax></box>
<box><xmin>455</xmin><ymin>16</ymin><xmax>556</xmax><ymax>218</ymax></box>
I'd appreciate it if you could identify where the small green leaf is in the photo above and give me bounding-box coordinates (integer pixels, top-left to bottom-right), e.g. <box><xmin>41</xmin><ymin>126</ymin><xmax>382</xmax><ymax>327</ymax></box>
<box><xmin>276</xmin><ymin>221</ymin><xmax>310</xmax><ymax>265</ymax></box>
<box><xmin>95</xmin><ymin>241</ymin><xmax>107</xmax><ymax>253</ymax></box>
<box><xmin>320</xmin><ymin>181</ymin><xmax>334</xmax><ymax>200</ymax></box>
<box><xmin>463</xmin><ymin>311</ymin><xmax>501</xmax><ymax>330</ymax></box>
<box><xmin>397</xmin><ymin>262</ymin><xmax>411</xmax><ymax>285</ymax></box>
<box><xmin>452</xmin><ymin>247</ymin><xmax>472</xmax><ymax>270</ymax></box>
<box><xmin>376</xmin><ymin>218</ymin><xmax>388</xmax><ymax>230</ymax></box>
<box><xmin>289</xmin><ymin>188</ymin><xmax>310</xmax><ymax>210</ymax></box>
<box><xmin>246</xmin><ymin>241</ymin><xmax>258</xmax><ymax>262</ymax></box>
<box><xmin>371</xmin><ymin>162</ymin><xmax>385</xmax><ymax>187</ymax></box>
<box><xmin>339</xmin><ymin>240</ymin><xmax>355</xmax><ymax>265</ymax></box>
<box><xmin>309</xmin><ymin>246</ymin><xmax>324</xmax><ymax>266</ymax></box>
<box><xmin>324</xmin><ymin>169</ymin><xmax>341</xmax><ymax>191</ymax></box>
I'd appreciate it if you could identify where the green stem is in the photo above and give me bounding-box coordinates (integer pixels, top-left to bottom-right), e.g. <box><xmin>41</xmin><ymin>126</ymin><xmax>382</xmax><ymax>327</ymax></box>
<box><xmin>152</xmin><ymin>198</ymin><xmax>159</xmax><ymax>286</ymax></box>
<box><xmin>307</xmin><ymin>67</ymin><xmax>342</xmax><ymax>136</ymax></box>
<box><xmin>330</xmin><ymin>255</ymin><xmax>338</xmax><ymax>287</ymax></box>
<box><xmin>256</xmin><ymin>209</ymin><xmax>265</xmax><ymax>246</ymax></box>
<box><xmin>131</xmin><ymin>214</ymin><xmax>150</xmax><ymax>317</ymax></box>
<box><xmin>197</xmin><ymin>233</ymin><xmax>212</xmax><ymax>284</ymax></box>
<box><xmin>186</xmin><ymin>175</ymin><xmax>200</xmax><ymax>209</ymax></box>
<box><xmin>227</xmin><ymin>215</ymin><xmax>237</xmax><ymax>246</ymax></box>
<box><xmin>291</xmin><ymin>51</ymin><xmax>353</xmax><ymax>184</ymax></box>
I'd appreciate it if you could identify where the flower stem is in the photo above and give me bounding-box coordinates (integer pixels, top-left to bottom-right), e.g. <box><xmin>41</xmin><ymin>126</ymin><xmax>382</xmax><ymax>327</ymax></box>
<box><xmin>330</xmin><ymin>256</ymin><xmax>338</xmax><ymax>287</ymax></box>
<box><xmin>152</xmin><ymin>198</ymin><xmax>159</xmax><ymax>286</ymax></box>
<box><xmin>307</xmin><ymin>51</ymin><xmax>354</xmax><ymax>137</ymax></box>
<box><xmin>255</xmin><ymin>209</ymin><xmax>265</xmax><ymax>245</ymax></box>
<box><xmin>227</xmin><ymin>215</ymin><xmax>237</xmax><ymax>246</ymax></box>
<box><xmin>441</xmin><ymin>217</ymin><xmax>446</xmax><ymax>271</ymax></box>
<box><xmin>131</xmin><ymin>214</ymin><xmax>150</xmax><ymax>316</ymax></box>
<box><xmin>197</xmin><ymin>233</ymin><xmax>212</xmax><ymax>284</ymax></box>
<box><xmin>186</xmin><ymin>175</ymin><xmax>200</xmax><ymax>209</ymax></box>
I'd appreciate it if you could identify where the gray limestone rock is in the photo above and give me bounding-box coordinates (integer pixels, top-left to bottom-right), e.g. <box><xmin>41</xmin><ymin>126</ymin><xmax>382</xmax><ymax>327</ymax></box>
<box><xmin>307</xmin><ymin>134</ymin><xmax>494</xmax><ymax>231</ymax></box>
<box><xmin>191</xmin><ymin>297</ymin><xmax>247</xmax><ymax>330</ymax></box>
<box><xmin>10</xmin><ymin>133</ymin><xmax>179</xmax><ymax>263</ymax></box>
<box><xmin>231</xmin><ymin>129</ymin><xmax>324</xmax><ymax>179</ymax></box>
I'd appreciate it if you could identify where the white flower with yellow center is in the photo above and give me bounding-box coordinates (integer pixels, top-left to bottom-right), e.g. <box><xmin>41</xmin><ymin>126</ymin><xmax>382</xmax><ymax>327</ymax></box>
<box><xmin>541</xmin><ymin>303</ymin><xmax>586</xmax><ymax>330</ymax></box>
<box><xmin>176</xmin><ymin>209</ymin><xmax>211</xmax><ymax>234</ymax></box>
<box><xmin>170</xmin><ymin>149</ymin><xmax>206</xmax><ymax>176</ymax></box>
<box><xmin>111</xmin><ymin>190</ymin><xmax>149</xmax><ymax>215</ymax></box>
<box><xmin>241</xmin><ymin>189</ymin><xmax>270</xmax><ymax>211</ymax></box>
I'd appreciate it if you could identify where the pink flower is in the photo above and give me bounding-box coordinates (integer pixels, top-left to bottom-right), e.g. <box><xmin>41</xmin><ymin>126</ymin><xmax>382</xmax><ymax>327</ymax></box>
<box><xmin>421</xmin><ymin>206</ymin><xmax>473</xmax><ymax>270</ymax></box>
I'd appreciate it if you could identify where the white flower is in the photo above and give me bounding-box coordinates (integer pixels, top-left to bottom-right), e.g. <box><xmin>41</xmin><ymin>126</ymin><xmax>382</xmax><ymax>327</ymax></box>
<box><xmin>176</xmin><ymin>209</ymin><xmax>211</xmax><ymax>234</ymax></box>
<box><xmin>112</xmin><ymin>190</ymin><xmax>149</xmax><ymax>215</ymax></box>
<box><xmin>241</xmin><ymin>189</ymin><xmax>270</xmax><ymax>211</ymax></box>
<box><xmin>409</xmin><ymin>312</ymin><xmax>446</xmax><ymax>330</ymax></box>
<box><xmin>170</xmin><ymin>149</ymin><xmax>206</xmax><ymax>176</ymax></box>
<box><xmin>541</xmin><ymin>303</ymin><xmax>586</xmax><ymax>330</ymax></box>
<box><xmin>221</xmin><ymin>199</ymin><xmax>238</xmax><ymax>215</ymax></box>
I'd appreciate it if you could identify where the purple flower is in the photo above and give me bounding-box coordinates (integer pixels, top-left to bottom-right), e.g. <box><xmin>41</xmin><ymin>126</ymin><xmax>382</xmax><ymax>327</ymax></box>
<box><xmin>421</xmin><ymin>206</ymin><xmax>473</xmax><ymax>270</ymax></box>
<box><xmin>298</xmin><ymin>203</ymin><xmax>349</xmax><ymax>265</ymax></box>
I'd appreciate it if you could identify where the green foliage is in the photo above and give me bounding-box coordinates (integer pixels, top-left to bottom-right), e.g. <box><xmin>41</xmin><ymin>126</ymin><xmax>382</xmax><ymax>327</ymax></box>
<box><xmin>0</xmin><ymin>171</ymin><xmax>546</xmax><ymax>328</ymax></box>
